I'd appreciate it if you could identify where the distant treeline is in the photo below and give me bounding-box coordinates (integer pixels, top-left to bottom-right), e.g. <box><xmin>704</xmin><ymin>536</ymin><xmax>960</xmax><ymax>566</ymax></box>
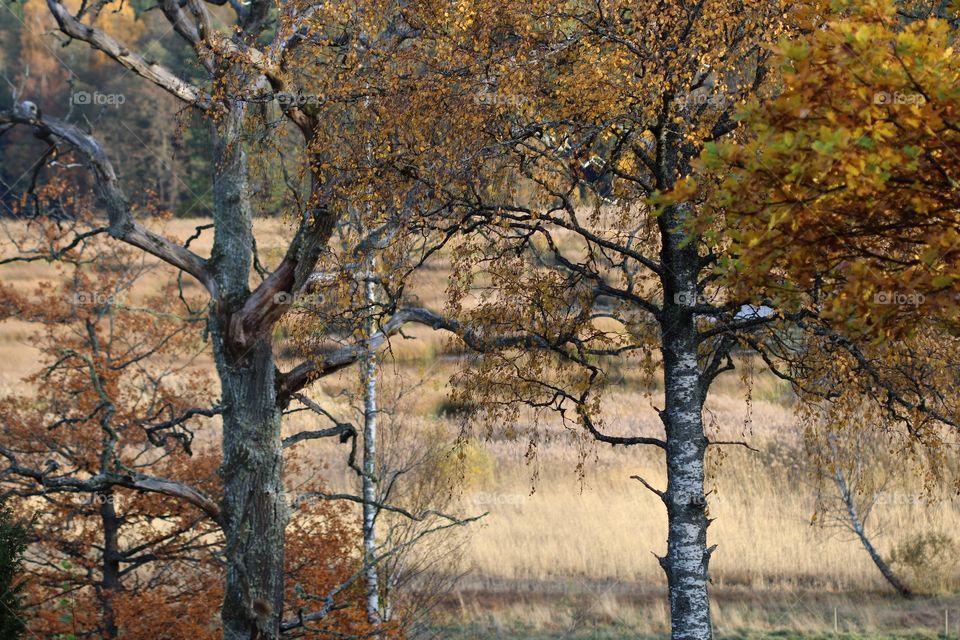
<box><xmin>0</xmin><ymin>0</ymin><xmax>298</xmax><ymax>219</ymax></box>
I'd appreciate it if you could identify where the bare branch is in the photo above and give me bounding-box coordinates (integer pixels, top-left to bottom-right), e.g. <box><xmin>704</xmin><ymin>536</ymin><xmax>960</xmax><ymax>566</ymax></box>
<box><xmin>631</xmin><ymin>474</ymin><xmax>667</xmax><ymax>503</ymax></box>
<box><xmin>706</xmin><ymin>439</ymin><xmax>759</xmax><ymax>452</ymax></box>
<box><xmin>0</xmin><ymin>109</ymin><xmax>217</xmax><ymax>296</ymax></box>
<box><xmin>46</xmin><ymin>0</ymin><xmax>211</xmax><ymax>107</ymax></box>
<box><xmin>0</xmin><ymin>445</ymin><xmax>221</xmax><ymax>523</ymax></box>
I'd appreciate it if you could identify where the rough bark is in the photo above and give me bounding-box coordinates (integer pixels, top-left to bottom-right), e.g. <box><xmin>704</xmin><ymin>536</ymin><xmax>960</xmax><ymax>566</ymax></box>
<box><xmin>98</xmin><ymin>489</ymin><xmax>121</xmax><ymax>640</ymax></box>
<box><xmin>658</xmin><ymin>198</ymin><xmax>714</xmax><ymax>640</ymax></box>
<box><xmin>216</xmin><ymin>339</ymin><xmax>286</xmax><ymax>640</ymax></box>
<box><xmin>210</xmin><ymin>104</ymin><xmax>288</xmax><ymax>640</ymax></box>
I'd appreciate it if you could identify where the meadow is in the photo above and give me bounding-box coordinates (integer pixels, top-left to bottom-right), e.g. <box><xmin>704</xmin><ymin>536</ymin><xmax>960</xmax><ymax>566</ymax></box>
<box><xmin>2</xmin><ymin>217</ymin><xmax>958</xmax><ymax>638</ymax></box>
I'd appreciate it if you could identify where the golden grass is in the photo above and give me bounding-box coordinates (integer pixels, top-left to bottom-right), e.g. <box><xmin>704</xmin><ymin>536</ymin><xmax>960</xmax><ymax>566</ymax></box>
<box><xmin>3</xmin><ymin>217</ymin><xmax>958</xmax><ymax>633</ymax></box>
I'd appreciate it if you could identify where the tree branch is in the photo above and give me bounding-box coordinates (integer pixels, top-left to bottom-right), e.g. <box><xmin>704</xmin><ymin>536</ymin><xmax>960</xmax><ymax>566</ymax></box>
<box><xmin>47</xmin><ymin>0</ymin><xmax>211</xmax><ymax>107</ymax></box>
<box><xmin>0</xmin><ymin>108</ymin><xmax>217</xmax><ymax>296</ymax></box>
<box><xmin>0</xmin><ymin>445</ymin><xmax>221</xmax><ymax>523</ymax></box>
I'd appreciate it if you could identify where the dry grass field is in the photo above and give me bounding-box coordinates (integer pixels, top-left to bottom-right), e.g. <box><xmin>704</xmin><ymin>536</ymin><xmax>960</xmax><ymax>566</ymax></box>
<box><xmin>2</xmin><ymin>217</ymin><xmax>959</xmax><ymax>638</ymax></box>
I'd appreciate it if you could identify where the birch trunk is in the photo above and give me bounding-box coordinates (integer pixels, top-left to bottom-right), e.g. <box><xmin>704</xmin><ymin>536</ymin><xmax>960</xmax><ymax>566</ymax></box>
<box><xmin>659</xmin><ymin>201</ymin><xmax>713</xmax><ymax>640</ymax></box>
<box><xmin>362</xmin><ymin>276</ymin><xmax>381</xmax><ymax>624</ymax></box>
<box><xmin>828</xmin><ymin>435</ymin><xmax>912</xmax><ymax>598</ymax></box>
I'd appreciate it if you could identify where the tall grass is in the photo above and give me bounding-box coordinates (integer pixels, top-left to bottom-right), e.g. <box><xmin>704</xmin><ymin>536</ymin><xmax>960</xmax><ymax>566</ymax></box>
<box><xmin>3</xmin><ymin>217</ymin><xmax>959</xmax><ymax>636</ymax></box>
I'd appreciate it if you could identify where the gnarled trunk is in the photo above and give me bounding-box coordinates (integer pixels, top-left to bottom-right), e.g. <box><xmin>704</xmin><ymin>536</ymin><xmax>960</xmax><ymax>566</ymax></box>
<box><xmin>216</xmin><ymin>338</ymin><xmax>286</xmax><ymax>640</ymax></box>
<box><xmin>210</xmin><ymin>104</ymin><xmax>288</xmax><ymax>640</ymax></box>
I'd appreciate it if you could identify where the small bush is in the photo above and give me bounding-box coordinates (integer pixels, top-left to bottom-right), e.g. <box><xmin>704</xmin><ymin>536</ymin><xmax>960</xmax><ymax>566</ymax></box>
<box><xmin>434</xmin><ymin>398</ymin><xmax>480</xmax><ymax>419</ymax></box>
<box><xmin>889</xmin><ymin>531</ymin><xmax>960</xmax><ymax>593</ymax></box>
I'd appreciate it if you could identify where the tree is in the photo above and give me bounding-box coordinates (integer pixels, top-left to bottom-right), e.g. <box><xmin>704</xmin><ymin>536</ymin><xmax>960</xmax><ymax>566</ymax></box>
<box><xmin>0</xmin><ymin>497</ymin><xmax>30</xmax><ymax>639</ymax></box>
<box><xmin>369</xmin><ymin>2</ymin><xmax>806</xmax><ymax>637</ymax></box>
<box><xmin>0</xmin><ymin>0</ymin><xmax>472</xmax><ymax>636</ymax></box>
<box><xmin>3</xmin><ymin>2</ymin><xmax>956</xmax><ymax>639</ymax></box>
<box><xmin>0</xmin><ymin>215</ymin><xmax>414</xmax><ymax>638</ymax></box>
<box><xmin>801</xmin><ymin>405</ymin><xmax>916</xmax><ymax>598</ymax></box>
<box><xmin>698</xmin><ymin>0</ymin><xmax>960</xmax><ymax>336</ymax></box>
<box><xmin>697</xmin><ymin>3</ymin><xmax>960</xmax><ymax>595</ymax></box>
<box><xmin>371</xmin><ymin>1</ymin><xmax>960</xmax><ymax>638</ymax></box>
<box><xmin>0</xmin><ymin>219</ymin><xmax>222</xmax><ymax>638</ymax></box>
<box><xmin>283</xmin><ymin>203</ymin><xmax>483</xmax><ymax>631</ymax></box>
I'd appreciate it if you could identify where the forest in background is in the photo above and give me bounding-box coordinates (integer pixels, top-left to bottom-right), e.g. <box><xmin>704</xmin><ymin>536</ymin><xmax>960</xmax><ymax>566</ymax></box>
<box><xmin>0</xmin><ymin>0</ymin><xmax>295</xmax><ymax>219</ymax></box>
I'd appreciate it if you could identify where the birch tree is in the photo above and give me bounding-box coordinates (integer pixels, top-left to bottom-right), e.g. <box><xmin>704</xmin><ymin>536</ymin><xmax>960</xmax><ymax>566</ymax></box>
<box><xmin>372</xmin><ymin>3</ymin><xmax>807</xmax><ymax>637</ymax></box>
<box><xmin>821</xmin><ymin>430</ymin><xmax>913</xmax><ymax>598</ymax></box>
<box><xmin>377</xmin><ymin>1</ymin><xmax>960</xmax><ymax>638</ymax></box>
<box><xmin>705</xmin><ymin>1</ymin><xmax>960</xmax><ymax>595</ymax></box>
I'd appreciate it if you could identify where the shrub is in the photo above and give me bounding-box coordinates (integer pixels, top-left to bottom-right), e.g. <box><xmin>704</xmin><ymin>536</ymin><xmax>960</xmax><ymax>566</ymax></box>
<box><xmin>0</xmin><ymin>498</ymin><xmax>30</xmax><ymax>639</ymax></box>
<box><xmin>889</xmin><ymin>531</ymin><xmax>960</xmax><ymax>593</ymax></box>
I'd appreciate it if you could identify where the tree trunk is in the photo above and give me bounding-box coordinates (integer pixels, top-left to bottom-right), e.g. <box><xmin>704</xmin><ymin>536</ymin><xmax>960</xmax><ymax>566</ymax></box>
<box><xmin>831</xmin><ymin>454</ymin><xmax>912</xmax><ymax>597</ymax></box>
<box><xmin>210</xmin><ymin>104</ymin><xmax>288</xmax><ymax>640</ymax></box>
<box><xmin>98</xmin><ymin>488</ymin><xmax>120</xmax><ymax>640</ymax></box>
<box><xmin>659</xmin><ymin>201</ymin><xmax>713</xmax><ymax>640</ymax></box>
<box><xmin>361</xmin><ymin>276</ymin><xmax>381</xmax><ymax>624</ymax></box>
<box><xmin>216</xmin><ymin>339</ymin><xmax>286</xmax><ymax>640</ymax></box>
